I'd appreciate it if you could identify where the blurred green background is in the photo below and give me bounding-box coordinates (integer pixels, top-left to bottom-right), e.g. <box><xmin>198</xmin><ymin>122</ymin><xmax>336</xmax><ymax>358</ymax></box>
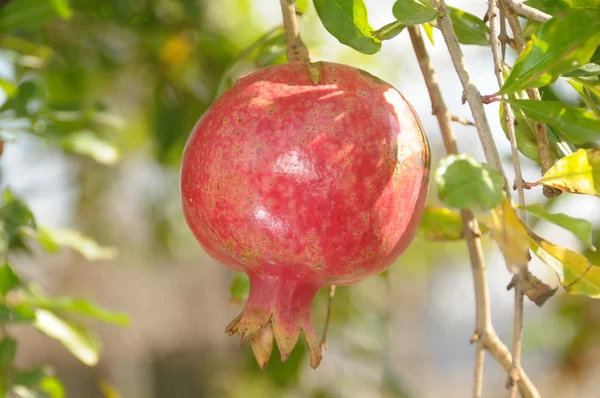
<box><xmin>2</xmin><ymin>0</ymin><xmax>600</xmax><ymax>397</ymax></box>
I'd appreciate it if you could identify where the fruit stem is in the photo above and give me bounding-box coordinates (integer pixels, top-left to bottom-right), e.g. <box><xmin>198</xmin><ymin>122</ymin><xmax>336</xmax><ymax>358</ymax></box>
<box><xmin>279</xmin><ymin>0</ymin><xmax>310</xmax><ymax>62</ymax></box>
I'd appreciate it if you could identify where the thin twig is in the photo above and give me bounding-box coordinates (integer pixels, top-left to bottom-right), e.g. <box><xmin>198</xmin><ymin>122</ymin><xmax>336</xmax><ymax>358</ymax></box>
<box><xmin>279</xmin><ymin>0</ymin><xmax>309</xmax><ymax>62</ymax></box>
<box><xmin>319</xmin><ymin>285</ymin><xmax>336</xmax><ymax>353</ymax></box>
<box><xmin>488</xmin><ymin>2</ymin><xmax>529</xmax><ymax>395</ymax></box>
<box><xmin>408</xmin><ymin>25</ymin><xmax>538</xmax><ymax>398</ymax></box>
<box><xmin>451</xmin><ymin>113</ymin><xmax>475</xmax><ymax>126</ymax></box>
<box><xmin>503</xmin><ymin>0</ymin><xmax>551</xmax><ymax>23</ymax></box>
<box><xmin>432</xmin><ymin>0</ymin><xmax>507</xmax><ymax>192</ymax></box>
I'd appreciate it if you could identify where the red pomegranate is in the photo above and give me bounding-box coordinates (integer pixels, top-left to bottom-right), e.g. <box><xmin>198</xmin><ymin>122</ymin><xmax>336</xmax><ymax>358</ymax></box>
<box><xmin>181</xmin><ymin>61</ymin><xmax>430</xmax><ymax>369</ymax></box>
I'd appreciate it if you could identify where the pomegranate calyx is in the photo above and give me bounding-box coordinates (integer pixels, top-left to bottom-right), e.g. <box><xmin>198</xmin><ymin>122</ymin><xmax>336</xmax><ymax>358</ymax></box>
<box><xmin>224</xmin><ymin>272</ymin><xmax>322</xmax><ymax>369</ymax></box>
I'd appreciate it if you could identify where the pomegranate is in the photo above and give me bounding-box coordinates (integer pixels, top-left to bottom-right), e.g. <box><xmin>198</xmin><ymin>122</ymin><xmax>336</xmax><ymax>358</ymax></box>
<box><xmin>181</xmin><ymin>61</ymin><xmax>430</xmax><ymax>369</ymax></box>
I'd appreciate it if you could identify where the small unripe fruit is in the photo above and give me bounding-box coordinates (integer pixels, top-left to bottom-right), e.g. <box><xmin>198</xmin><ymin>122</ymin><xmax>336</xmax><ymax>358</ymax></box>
<box><xmin>181</xmin><ymin>61</ymin><xmax>430</xmax><ymax>369</ymax></box>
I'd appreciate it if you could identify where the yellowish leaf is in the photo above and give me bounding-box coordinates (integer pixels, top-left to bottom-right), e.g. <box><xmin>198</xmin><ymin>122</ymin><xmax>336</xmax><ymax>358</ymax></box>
<box><xmin>99</xmin><ymin>380</ymin><xmax>121</xmax><ymax>398</ymax></box>
<box><xmin>532</xmin><ymin>148</ymin><xmax>600</xmax><ymax>195</ymax></box>
<box><xmin>528</xmin><ymin>231</ymin><xmax>600</xmax><ymax>298</ymax></box>
<box><xmin>487</xmin><ymin>199</ymin><xmax>531</xmax><ymax>269</ymax></box>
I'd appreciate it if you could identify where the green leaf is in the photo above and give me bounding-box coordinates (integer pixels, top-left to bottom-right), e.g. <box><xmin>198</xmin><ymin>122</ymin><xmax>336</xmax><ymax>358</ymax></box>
<box><xmin>518</xmin><ymin>204</ymin><xmax>595</xmax><ymax>249</ymax></box>
<box><xmin>448</xmin><ymin>7</ymin><xmax>489</xmax><ymax>46</ymax></box>
<box><xmin>24</xmin><ymin>293</ymin><xmax>129</xmax><ymax>326</ymax></box>
<box><xmin>229</xmin><ymin>272</ymin><xmax>250</xmax><ymax>304</ymax></box>
<box><xmin>34</xmin><ymin>309</ymin><xmax>100</xmax><ymax>366</ymax></box>
<box><xmin>417</xmin><ymin>207</ymin><xmax>464</xmax><ymax>240</ymax></box>
<box><xmin>14</xmin><ymin>366</ymin><xmax>52</xmax><ymax>388</ymax></box>
<box><xmin>525</xmin><ymin>0</ymin><xmax>600</xmax><ymax>15</ymax></box>
<box><xmin>0</xmin><ymin>189</ymin><xmax>36</xmax><ymax>252</ymax></box>
<box><xmin>500</xmin><ymin>10</ymin><xmax>600</xmax><ymax>94</ymax></box>
<box><xmin>39</xmin><ymin>227</ymin><xmax>118</xmax><ymax>261</ymax></box>
<box><xmin>392</xmin><ymin>0</ymin><xmax>438</xmax><ymax>25</ymax></box>
<box><xmin>529</xmin><ymin>230</ymin><xmax>600</xmax><ymax>298</ymax></box>
<box><xmin>500</xmin><ymin>99</ymin><xmax>542</xmax><ymax>164</ymax></box>
<box><xmin>0</xmin><ymin>337</ymin><xmax>16</xmax><ymax>367</ymax></box>
<box><xmin>564</xmin><ymin>63</ymin><xmax>600</xmax><ymax>78</ymax></box>
<box><xmin>58</xmin><ymin>131</ymin><xmax>120</xmax><ymax>165</ymax></box>
<box><xmin>313</xmin><ymin>0</ymin><xmax>381</xmax><ymax>54</ymax></box>
<box><xmin>0</xmin><ymin>302</ymin><xmax>32</xmax><ymax>322</ymax></box>
<box><xmin>40</xmin><ymin>376</ymin><xmax>66</xmax><ymax>398</ymax></box>
<box><xmin>296</xmin><ymin>0</ymin><xmax>309</xmax><ymax>14</ymax></box>
<box><xmin>531</xmin><ymin>148</ymin><xmax>600</xmax><ymax>195</ymax></box>
<box><xmin>49</xmin><ymin>0</ymin><xmax>73</xmax><ymax>19</ymax></box>
<box><xmin>0</xmin><ymin>264</ymin><xmax>20</xmax><ymax>296</ymax></box>
<box><xmin>508</xmin><ymin>99</ymin><xmax>600</xmax><ymax>144</ymax></box>
<box><xmin>371</xmin><ymin>20</ymin><xmax>406</xmax><ymax>41</ymax></box>
<box><xmin>435</xmin><ymin>154</ymin><xmax>506</xmax><ymax>210</ymax></box>
<box><xmin>567</xmin><ymin>78</ymin><xmax>600</xmax><ymax>118</ymax></box>
<box><xmin>0</xmin><ymin>304</ymin><xmax>10</xmax><ymax>321</ymax></box>
<box><xmin>10</xmin><ymin>303</ymin><xmax>36</xmax><ymax>322</ymax></box>
<box><xmin>0</xmin><ymin>0</ymin><xmax>72</xmax><ymax>32</ymax></box>
<box><xmin>422</xmin><ymin>23</ymin><xmax>435</xmax><ymax>45</ymax></box>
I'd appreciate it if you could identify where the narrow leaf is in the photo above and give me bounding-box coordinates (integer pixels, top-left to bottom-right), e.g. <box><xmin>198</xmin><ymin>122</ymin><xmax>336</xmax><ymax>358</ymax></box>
<box><xmin>58</xmin><ymin>131</ymin><xmax>120</xmax><ymax>165</ymax></box>
<box><xmin>39</xmin><ymin>227</ymin><xmax>118</xmax><ymax>261</ymax></box>
<box><xmin>392</xmin><ymin>0</ymin><xmax>438</xmax><ymax>25</ymax></box>
<box><xmin>25</xmin><ymin>294</ymin><xmax>129</xmax><ymax>326</ymax></box>
<box><xmin>508</xmin><ymin>99</ymin><xmax>600</xmax><ymax>145</ymax></box>
<box><xmin>98</xmin><ymin>380</ymin><xmax>121</xmax><ymax>398</ymax></box>
<box><xmin>0</xmin><ymin>0</ymin><xmax>71</xmax><ymax>32</ymax></box>
<box><xmin>0</xmin><ymin>264</ymin><xmax>20</xmax><ymax>296</ymax></box>
<box><xmin>525</xmin><ymin>0</ymin><xmax>600</xmax><ymax>15</ymax></box>
<box><xmin>422</xmin><ymin>23</ymin><xmax>435</xmax><ymax>45</ymax></box>
<box><xmin>518</xmin><ymin>203</ymin><xmax>595</xmax><ymax>250</ymax></box>
<box><xmin>531</xmin><ymin>148</ymin><xmax>600</xmax><ymax>195</ymax></box>
<box><xmin>40</xmin><ymin>377</ymin><xmax>65</xmax><ymax>398</ymax></box>
<box><xmin>500</xmin><ymin>10</ymin><xmax>600</xmax><ymax>94</ymax></box>
<box><xmin>448</xmin><ymin>7</ymin><xmax>489</xmax><ymax>46</ymax></box>
<box><xmin>48</xmin><ymin>0</ymin><xmax>73</xmax><ymax>19</ymax></box>
<box><xmin>417</xmin><ymin>207</ymin><xmax>464</xmax><ymax>241</ymax></box>
<box><xmin>435</xmin><ymin>154</ymin><xmax>506</xmax><ymax>210</ymax></box>
<box><xmin>313</xmin><ymin>0</ymin><xmax>381</xmax><ymax>54</ymax></box>
<box><xmin>14</xmin><ymin>367</ymin><xmax>52</xmax><ymax>389</ymax></box>
<box><xmin>34</xmin><ymin>309</ymin><xmax>100</xmax><ymax>366</ymax></box>
<box><xmin>0</xmin><ymin>337</ymin><xmax>16</xmax><ymax>367</ymax></box>
<box><xmin>296</xmin><ymin>0</ymin><xmax>309</xmax><ymax>14</ymax></box>
<box><xmin>564</xmin><ymin>63</ymin><xmax>600</xmax><ymax>78</ymax></box>
<box><xmin>372</xmin><ymin>21</ymin><xmax>406</xmax><ymax>41</ymax></box>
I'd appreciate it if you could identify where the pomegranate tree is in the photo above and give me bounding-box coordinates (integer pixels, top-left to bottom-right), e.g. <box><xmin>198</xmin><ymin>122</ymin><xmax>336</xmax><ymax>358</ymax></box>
<box><xmin>180</xmin><ymin>61</ymin><xmax>430</xmax><ymax>369</ymax></box>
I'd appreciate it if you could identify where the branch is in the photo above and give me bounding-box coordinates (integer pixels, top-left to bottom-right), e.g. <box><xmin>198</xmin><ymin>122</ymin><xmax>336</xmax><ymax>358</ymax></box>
<box><xmin>488</xmin><ymin>3</ymin><xmax>529</xmax><ymax>394</ymax></box>
<box><xmin>407</xmin><ymin>25</ymin><xmax>539</xmax><ymax>398</ymax></box>
<box><xmin>432</xmin><ymin>0</ymin><xmax>507</xmax><ymax>192</ymax></box>
<box><xmin>488</xmin><ymin>4</ymin><xmax>525</xmax><ymax>214</ymax></box>
<box><xmin>502</xmin><ymin>0</ymin><xmax>551</xmax><ymax>23</ymax></box>
<box><xmin>503</xmin><ymin>5</ymin><xmax>560</xmax><ymax>198</ymax></box>
<box><xmin>279</xmin><ymin>0</ymin><xmax>310</xmax><ymax>62</ymax></box>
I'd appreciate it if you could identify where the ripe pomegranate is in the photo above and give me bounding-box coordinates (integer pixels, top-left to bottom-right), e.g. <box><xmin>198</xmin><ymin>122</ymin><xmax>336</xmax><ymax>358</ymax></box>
<box><xmin>181</xmin><ymin>61</ymin><xmax>430</xmax><ymax>369</ymax></box>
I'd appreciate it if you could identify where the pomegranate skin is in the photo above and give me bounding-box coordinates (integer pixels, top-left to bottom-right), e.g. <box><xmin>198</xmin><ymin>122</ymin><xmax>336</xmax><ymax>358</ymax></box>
<box><xmin>181</xmin><ymin>61</ymin><xmax>430</xmax><ymax>368</ymax></box>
